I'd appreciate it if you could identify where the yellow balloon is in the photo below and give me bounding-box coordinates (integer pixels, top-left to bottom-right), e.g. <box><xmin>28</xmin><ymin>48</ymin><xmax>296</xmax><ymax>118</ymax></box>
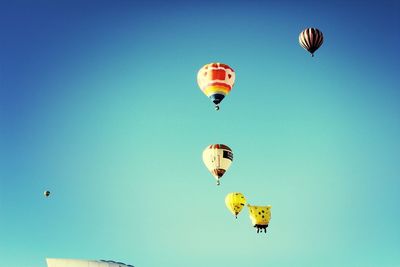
<box><xmin>248</xmin><ymin>204</ymin><xmax>272</xmax><ymax>233</ymax></box>
<box><xmin>225</xmin><ymin>192</ymin><xmax>246</xmax><ymax>218</ymax></box>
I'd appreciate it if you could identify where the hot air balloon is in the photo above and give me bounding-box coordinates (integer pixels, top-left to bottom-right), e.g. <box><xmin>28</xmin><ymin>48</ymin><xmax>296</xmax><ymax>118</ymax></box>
<box><xmin>299</xmin><ymin>28</ymin><xmax>324</xmax><ymax>57</ymax></box>
<box><xmin>44</xmin><ymin>191</ymin><xmax>50</xmax><ymax>197</ymax></box>
<box><xmin>202</xmin><ymin>144</ymin><xmax>233</xmax><ymax>185</ymax></box>
<box><xmin>225</xmin><ymin>192</ymin><xmax>246</xmax><ymax>218</ymax></box>
<box><xmin>197</xmin><ymin>63</ymin><xmax>235</xmax><ymax>110</ymax></box>
<box><xmin>248</xmin><ymin>204</ymin><xmax>271</xmax><ymax>233</ymax></box>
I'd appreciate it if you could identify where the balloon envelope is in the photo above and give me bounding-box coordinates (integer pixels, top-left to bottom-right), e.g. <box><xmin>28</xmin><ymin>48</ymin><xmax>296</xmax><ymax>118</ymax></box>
<box><xmin>248</xmin><ymin>204</ymin><xmax>271</xmax><ymax>233</ymax></box>
<box><xmin>225</xmin><ymin>192</ymin><xmax>246</xmax><ymax>218</ymax></box>
<box><xmin>299</xmin><ymin>28</ymin><xmax>324</xmax><ymax>56</ymax></box>
<box><xmin>202</xmin><ymin>144</ymin><xmax>233</xmax><ymax>185</ymax></box>
<box><xmin>197</xmin><ymin>63</ymin><xmax>235</xmax><ymax>109</ymax></box>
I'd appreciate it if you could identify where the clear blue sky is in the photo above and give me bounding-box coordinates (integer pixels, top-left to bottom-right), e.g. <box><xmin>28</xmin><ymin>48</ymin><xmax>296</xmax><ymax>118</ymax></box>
<box><xmin>1</xmin><ymin>0</ymin><xmax>400</xmax><ymax>266</ymax></box>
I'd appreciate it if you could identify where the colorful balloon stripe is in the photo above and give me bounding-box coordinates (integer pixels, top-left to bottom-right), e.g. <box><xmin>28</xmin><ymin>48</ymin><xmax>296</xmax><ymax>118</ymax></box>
<box><xmin>201</xmin><ymin>82</ymin><xmax>232</xmax><ymax>92</ymax></box>
<box><xmin>203</xmin><ymin>86</ymin><xmax>231</xmax><ymax>96</ymax></box>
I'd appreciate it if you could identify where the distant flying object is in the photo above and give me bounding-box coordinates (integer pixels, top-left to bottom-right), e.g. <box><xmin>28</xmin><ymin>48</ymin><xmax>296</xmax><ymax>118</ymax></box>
<box><xmin>225</xmin><ymin>192</ymin><xmax>246</xmax><ymax>218</ymax></box>
<box><xmin>197</xmin><ymin>62</ymin><xmax>235</xmax><ymax>110</ymax></box>
<box><xmin>299</xmin><ymin>28</ymin><xmax>324</xmax><ymax>57</ymax></box>
<box><xmin>46</xmin><ymin>258</ymin><xmax>134</xmax><ymax>267</ymax></box>
<box><xmin>248</xmin><ymin>204</ymin><xmax>272</xmax><ymax>233</ymax></box>
<box><xmin>202</xmin><ymin>144</ymin><xmax>233</xmax><ymax>185</ymax></box>
<box><xmin>44</xmin><ymin>191</ymin><xmax>50</xmax><ymax>197</ymax></box>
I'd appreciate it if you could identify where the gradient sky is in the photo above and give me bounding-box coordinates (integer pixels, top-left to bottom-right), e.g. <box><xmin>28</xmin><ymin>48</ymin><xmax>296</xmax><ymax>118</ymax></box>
<box><xmin>1</xmin><ymin>1</ymin><xmax>400</xmax><ymax>267</ymax></box>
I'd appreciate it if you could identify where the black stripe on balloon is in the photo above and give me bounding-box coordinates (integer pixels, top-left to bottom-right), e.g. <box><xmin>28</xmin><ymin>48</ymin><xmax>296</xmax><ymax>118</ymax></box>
<box><xmin>314</xmin><ymin>31</ymin><xmax>323</xmax><ymax>52</ymax></box>
<box><xmin>312</xmin><ymin>29</ymin><xmax>321</xmax><ymax>53</ymax></box>
<box><xmin>308</xmin><ymin>29</ymin><xmax>315</xmax><ymax>52</ymax></box>
<box><xmin>317</xmin><ymin>32</ymin><xmax>324</xmax><ymax>48</ymax></box>
<box><xmin>313</xmin><ymin>29</ymin><xmax>320</xmax><ymax>51</ymax></box>
<box><xmin>310</xmin><ymin>28</ymin><xmax>316</xmax><ymax>48</ymax></box>
<box><xmin>304</xmin><ymin>29</ymin><xmax>311</xmax><ymax>49</ymax></box>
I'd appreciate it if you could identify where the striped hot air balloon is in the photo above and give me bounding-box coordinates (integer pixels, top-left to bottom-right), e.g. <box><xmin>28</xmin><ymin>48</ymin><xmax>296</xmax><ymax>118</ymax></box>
<box><xmin>299</xmin><ymin>28</ymin><xmax>324</xmax><ymax>57</ymax></box>
<box><xmin>202</xmin><ymin>144</ymin><xmax>233</xmax><ymax>185</ymax></box>
<box><xmin>197</xmin><ymin>63</ymin><xmax>235</xmax><ymax>110</ymax></box>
